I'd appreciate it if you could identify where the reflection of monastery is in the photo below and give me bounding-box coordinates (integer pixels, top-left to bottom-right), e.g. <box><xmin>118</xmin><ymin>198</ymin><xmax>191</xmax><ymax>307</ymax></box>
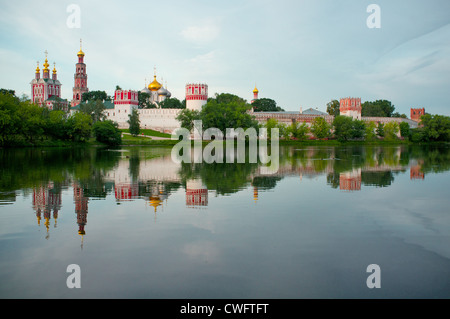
<box><xmin>31</xmin><ymin>146</ymin><xmax>426</xmax><ymax>242</ymax></box>
<box><xmin>32</xmin><ymin>43</ymin><xmax>422</xmax><ymax>134</ymax></box>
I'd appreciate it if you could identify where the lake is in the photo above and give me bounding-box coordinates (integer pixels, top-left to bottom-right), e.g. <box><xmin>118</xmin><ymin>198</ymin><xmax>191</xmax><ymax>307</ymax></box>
<box><xmin>0</xmin><ymin>144</ymin><xmax>449</xmax><ymax>299</ymax></box>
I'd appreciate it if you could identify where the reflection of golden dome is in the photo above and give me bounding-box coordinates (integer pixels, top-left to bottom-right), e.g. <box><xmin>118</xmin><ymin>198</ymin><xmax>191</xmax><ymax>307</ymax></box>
<box><xmin>253</xmin><ymin>86</ymin><xmax>259</xmax><ymax>94</ymax></box>
<box><xmin>78</xmin><ymin>230</ymin><xmax>85</xmax><ymax>235</ymax></box>
<box><xmin>149</xmin><ymin>195</ymin><xmax>162</xmax><ymax>212</ymax></box>
<box><xmin>148</xmin><ymin>75</ymin><xmax>162</xmax><ymax>91</ymax></box>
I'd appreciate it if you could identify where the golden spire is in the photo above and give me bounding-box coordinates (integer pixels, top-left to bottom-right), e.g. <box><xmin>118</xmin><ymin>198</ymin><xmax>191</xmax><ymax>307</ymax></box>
<box><xmin>253</xmin><ymin>84</ymin><xmax>259</xmax><ymax>94</ymax></box>
<box><xmin>35</xmin><ymin>61</ymin><xmax>40</xmax><ymax>73</ymax></box>
<box><xmin>77</xmin><ymin>39</ymin><xmax>85</xmax><ymax>57</ymax></box>
<box><xmin>52</xmin><ymin>62</ymin><xmax>57</xmax><ymax>74</ymax></box>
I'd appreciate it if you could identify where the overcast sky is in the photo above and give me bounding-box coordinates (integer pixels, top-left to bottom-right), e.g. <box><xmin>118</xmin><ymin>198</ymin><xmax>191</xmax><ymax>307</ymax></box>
<box><xmin>1</xmin><ymin>0</ymin><xmax>449</xmax><ymax>115</ymax></box>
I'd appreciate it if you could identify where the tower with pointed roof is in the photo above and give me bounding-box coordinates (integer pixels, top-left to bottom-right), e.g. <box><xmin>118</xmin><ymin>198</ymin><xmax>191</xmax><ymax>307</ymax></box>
<box><xmin>72</xmin><ymin>39</ymin><xmax>89</xmax><ymax>107</ymax></box>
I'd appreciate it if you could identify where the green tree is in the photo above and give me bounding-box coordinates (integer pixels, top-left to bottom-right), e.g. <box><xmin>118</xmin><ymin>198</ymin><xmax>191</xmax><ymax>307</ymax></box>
<box><xmin>93</xmin><ymin>120</ymin><xmax>122</xmax><ymax>146</ymax></box>
<box><xmin>365</xmin><ymin>121</ymin><xmax>377</xmax><ymax>141</ymax></box>
<box><xmin>420</xmin><ymin>114</ymin><xmax>450</xmax><ymax>142</ymax></box>
<box><xmin>399</xmin><ymin>122</ymin><xmax>411</xmax><ymax>139</ymax></box>
<box><xmin>127</xmin><ymin>108</ymin><xmax>140</xmax><ymax>136</ymax></box>
<box><xmin>288</xmin><ymin>122</ymin><xmax>309</xmax><ymax>140</ymax></box>
<box><xmin>362</xmin><ymin>100</ymin><xmax>395</xmax><ymax>117</ymax></box>
<box><xmin>138</xmin><ymin>91</ymin><xmax>154</xmax><ymax>109</ymax></box>
<box><xmin>82</xmin><ymin>90</ymin><xmax>109</xmax><ymax>102</ymax></box>
<box><xmin>332</xmin><ymin>115</ymin><xmax>353</xmax><ymax>141</ymax></box>
<box><xmin>0</xmin><ymin>91</ymin><xmax>21</xmax><ymax>145</ymax></box>
<box><xmin>176</xmin><ymin>108</ymin><xmax>201</xmax><ymax>132</ymax></box>
<box><xmin>44</xmin><ymin>110</ymin><xmax>68</xmax><ymax>140</ymax></box>
<box><xmin>159</xmin><ymin>97</ymin><xmax>184</xmax><ymax>109</ymax></box>
<box><xmin>376</xmin><ymin>122</ymin><xmax>385</xmax><ymax>137</ymax></box>
<box><xmin>326</xmin><ymin>99</ymin><xmax>340</xmax><ymax>116</ymax></box>
<box><xmin>384</xmin><ymin>122</ymin><xmax>400</xmax><ymax>140</ymax></box>
<box><xmin>66</xmin><ymin>112</ymin><xmax>92</xmax><ymax>142</ymax></box>
<box><xmin>310</xmin><ymin>117</ymin><xmax>331</xmax><ymax>139</ymax></box>
<box><xmin>79</xmin><ymin>99</ymin><xmax>106</xmax><ymax>123</ymax></box>
<box><xmin>252</xmin><ymin>98</ymin><xmax>284</xmax><ymax>112</ymax></box>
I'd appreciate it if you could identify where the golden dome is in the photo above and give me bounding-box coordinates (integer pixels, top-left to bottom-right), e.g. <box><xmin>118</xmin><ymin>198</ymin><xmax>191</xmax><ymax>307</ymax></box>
<box><xmin>35</xmin><ymin>62</ymin><xmax>40</xmax><ymax>73</ymax></box>
<box><xmin>253</xmin><ymin>86</ymin><xmax>259</xmax><ymax>94</ymax></box>
<box><xmin>52</xmin><ymin>63</ymin><xmax>57</xmax><ymax>74</ymax></box>
<box><xmin>43</xmin><ymin>58</ymin><xmax>50</xmax><ymax>72</ymax></box>
<box><xmin>148</xmin><ymin>75</ymin><xmax>162</xmax><ymax>91</ymax></box>
<box><xmin>77</xmin><ymin>49</ymin><xmax>85</xmax><ymax>57</ymax></box>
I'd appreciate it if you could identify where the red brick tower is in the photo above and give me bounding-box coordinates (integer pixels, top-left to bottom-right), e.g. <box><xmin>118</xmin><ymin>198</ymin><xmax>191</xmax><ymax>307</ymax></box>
<box><xmin>72</xmin><ymin>39</ymin><xmax>88</xmax><ymax>107</ymax></box>
<box><xmin>411</xmin><ymin>108</ymin><xmax>425</xmax><ymax>122</ymax></box>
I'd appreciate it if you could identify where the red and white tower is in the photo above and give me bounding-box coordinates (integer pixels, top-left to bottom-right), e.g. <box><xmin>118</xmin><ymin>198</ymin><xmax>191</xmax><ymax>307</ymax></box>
<box><xmin>72</xmin><ymin>40</ymin><xmax>88</xmax><ymax>107</ymax></box>
<box><xmin>340</xmin><ymin>97</ymin><xmax>361</xmax><ymax>120</ymax></box>
<box><xmin>185</xmin><ymin>83</ymin><xmax>208</xmax><ymax>111</ymax></box>
<box><xmin>410</xmin><ymin>108</ymin><xmax>425</xmax><ymax>122</ymax></box>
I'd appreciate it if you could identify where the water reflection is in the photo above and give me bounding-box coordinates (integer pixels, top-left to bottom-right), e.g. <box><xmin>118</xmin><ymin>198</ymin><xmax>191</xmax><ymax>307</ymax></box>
<box><xmin>1</xmin><ymin>145</ymin><xmax>449</xmax><ymax>240</ymax></box>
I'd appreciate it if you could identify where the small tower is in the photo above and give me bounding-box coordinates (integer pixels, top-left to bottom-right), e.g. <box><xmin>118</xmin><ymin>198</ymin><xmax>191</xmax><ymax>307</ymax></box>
<box><xmin>252</xmin><ymin>85</ymin><xmax>259</xmax><ymax>103</ymax></box>
<box><xmin>411</xmin><ymin>108</ymin><xmax>425</xmax><ymax>122</ymax></box>
<box><xmin>185</xmin><ymin>83</ymin><xmax>208</xmax><ymax>111</ymax></box>
<box><xmin>52</xmin><ymin>63</ymin><xmax>57</xmax><ymax>81</ymax></box>
<box><xmin>340</xmin><ymin>97</ymin><xmax>361</xmax><ymax>120</ymax></box>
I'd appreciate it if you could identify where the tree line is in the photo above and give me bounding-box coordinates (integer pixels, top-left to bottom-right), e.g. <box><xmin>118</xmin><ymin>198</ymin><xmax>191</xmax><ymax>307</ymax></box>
<box><xmin>0</xmin><ymin>90</ymin><xmax>124</xmax><ymax>147</ymax></box>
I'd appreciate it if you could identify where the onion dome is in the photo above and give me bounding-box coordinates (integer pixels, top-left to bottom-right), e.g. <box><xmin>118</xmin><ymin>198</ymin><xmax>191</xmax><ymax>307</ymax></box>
<box><xmin>43</xmin><ymin>58</ymin><xmax>50</xmax><ymax>72</ymax></box>
<box><xmin>253</xmin><ymin>86</ymin><xmax>259</xmax><ymax>94</ymax></box>
<box><xmin>157</xmin><ymin>86</ymin><xmax>168</xmax><ymax>96</ymax></box>
<box><xmin>148</xmin><ymin>75</ymin><xmax>162</xmax><ymax>91</ymax></box>
<box><xmin>35</xmin><ymin>62</ymin><xmax>40</xmax><ymax>73</ymax></box>
<box><xmin>52</xmin><ymin>63</ymin><xmax>57</xmax><ymax>74</ymax></box>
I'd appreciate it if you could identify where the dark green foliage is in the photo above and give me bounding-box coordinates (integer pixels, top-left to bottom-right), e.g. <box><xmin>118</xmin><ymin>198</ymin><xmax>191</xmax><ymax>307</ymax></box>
<box><xmin>93</xmin><ymin>120</ymin><xmax>122</xmax><ymax>146</ymax></box>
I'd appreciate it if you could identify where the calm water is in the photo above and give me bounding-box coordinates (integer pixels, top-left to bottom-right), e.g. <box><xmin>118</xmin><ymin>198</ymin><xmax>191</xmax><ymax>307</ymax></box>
<box><xmin>0</xmin><ymin>144</ymin><xmax>449</xmax><ymax>299</ymax></box>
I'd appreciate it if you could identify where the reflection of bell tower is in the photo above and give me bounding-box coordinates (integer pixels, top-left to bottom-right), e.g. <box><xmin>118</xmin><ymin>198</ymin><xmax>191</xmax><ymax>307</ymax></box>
<box><xmin>339</xmin><ymin>168</ymin><xmax>362</xmax><ymax>191</ymax></box>
<box><xmin>186</xmin><ymin>179</ymin><xmax>208</xmax><ymax>207</ymax></box>
<box><xmin>73</xmin><ymin>184</ymin><xmax>88</xmax><ymax>248</ymax></box>
<box><xmin>410</xmin><ymin>160</ymin><xmax>425</xmax><ymax>180</ymax></box>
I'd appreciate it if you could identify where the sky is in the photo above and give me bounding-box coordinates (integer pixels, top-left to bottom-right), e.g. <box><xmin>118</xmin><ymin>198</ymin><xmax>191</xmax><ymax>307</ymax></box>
<box><xmin>0</xmin><ymin>0</ymin><xmax>449</xmax><ymax>116</ymax></box>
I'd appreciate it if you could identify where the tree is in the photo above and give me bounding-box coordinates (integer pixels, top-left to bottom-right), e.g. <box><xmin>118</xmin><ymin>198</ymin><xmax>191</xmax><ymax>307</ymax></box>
<box><xmin>310</xmin><ymin>117</ymin><xmax>331</xmax><ymax>139</ymax></box>
<box><xmin>252</xmin><ymin>98</ymin><xmax>284</xmax><ymax>112</ymax></box>
<box><xmin>365</xmin><ymin>121</ymin><xmax>377</xmax><ymax>140</ymax></box>
<box><xmin>82</xmin><ymin>90</ymin><xmax>109</xmax><ymax>102</ymax></box>
<box><xmin>362</xmin><ymin>100</ymin><xmax>395</xmax><ymax>117</ymax></box>
<box><xmin>332</xmin><ymin>116</ymin><xmax>366</xmax><ymax>141</ymax></box>
<box><xmin>138</xmin><ymin>91</ymin><xmax>154</xmax><ymax>109</ymax></box>
<box><xmin>326</xmin><ymin>100</ymin><xmax>340</xmax><ymax>116</ymax></box>
<box><xmin>376</xmin><ymin>122</ymin><xmax>385</xmax><ymax>137</ymax></box>
<box><xmin>93</xmin><ymin>120</ymin><xmax>122</xmax><ymax>146</ymax></box>
<box><xmin>420</xmin><ymin>114</ymin><xmax>450</xmax><ymax>142</ymax></box>
<box><xmin>159</xmin><ymin>97</ymin><xmax>184</xmax><ymax>109</ymax></box>
<box><xmin>79</xmin><ymin>99</ymin><xmax>106</xmax><ymax>123</ymax></box>
<box><xmin>176</xmin><ymin>108</ymin><xmax>201</xmax><ymax>132</ymax></box>
<box><xmin>332</xmin><ymin>115</ymin><xmax>354</xmax><ymax>141</ymax></box>
<box><xmin>66</xmin><ymin>112</ymin><xmax>92</xmax><ymax>142</ymax></box>
<box><xmin>288</xmin><ymin>122</ymin><xmax>309</xmax><ymax>140</ymax></box>
<box><xmin>399</xmin><ymin>122</ymin><xmax>411</xmax><ymax>139</ymax></box>
<box><xmin>127</xmin><ymin>108</ymin><xmax>140</xmax><ymax>136</ymax></box>
<box><xmin>384</xmin><ymin>122</ymin><xmax>400</xmax><ymax>140</ymax></box>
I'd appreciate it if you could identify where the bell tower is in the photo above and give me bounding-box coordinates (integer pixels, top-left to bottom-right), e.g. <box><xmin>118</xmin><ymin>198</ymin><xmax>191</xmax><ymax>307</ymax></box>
<box><xmin>72</xmin><ymin>39</ymin><xmax>89</xmax><ymax>107</ymax></box>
